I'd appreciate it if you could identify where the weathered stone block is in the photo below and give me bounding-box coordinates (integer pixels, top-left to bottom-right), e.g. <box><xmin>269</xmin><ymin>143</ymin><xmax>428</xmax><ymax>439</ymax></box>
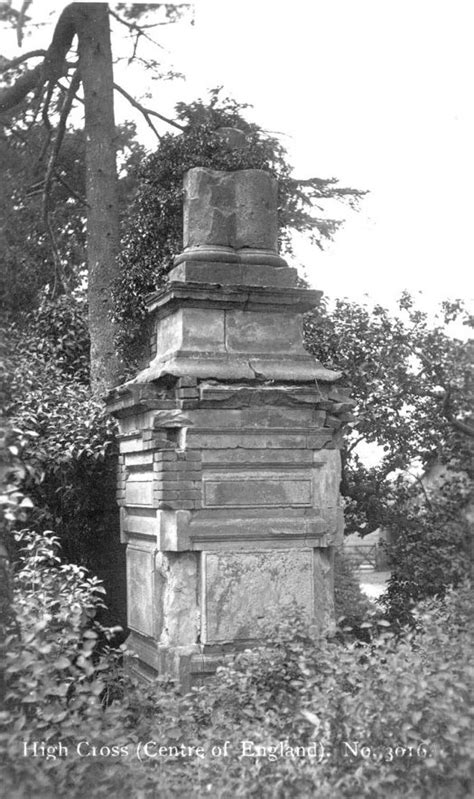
<box><xmin>201</xmin><ymin>448</ymin><xmax>314</xmax><ymax>467</ymax></box>
<box><xmin>225</xmin><ymin>310</ymin><xmax>305</xmax><ymax>354</ymax></box>
<box><xmin>119</xmin><ymin>435</ymin><xmax>144</xmax><ymax>454</ymax></box>
<box><xmin>235</xmin><ymin>170</ymin><xmax>279</xmax><ymax>250</ymax></box>
<box><xmin>203</xmin><ymin>478</ymin><xmax>312</xmax><ymax>508</ymax></box>
<box><xmin>153</xmin><ymin>490</ymin><xmax>179</xmax><ymax>500</ymax></box>
<box><xmin>182</xmin><ymin>168</ymin><xmax>279</xmax><ymax>252</ymax></box>
<box><xmin>157</xmin><ymin>308</ymin><xmax>225</xmax><ymax>355</ymax></box>
<box><xmin>312</xmin><ymin>450</ymin><xmax>342</xmax><ymax>537</ymax></box>
<box><xmin>185</xmin><ymin>431</ymin><xmax>308</xmax><ymax>450</ymax></box>
<box><xmin>158</xmin><ymin>500</ymin><xmax>195</xmax><ymax>510</ymax></box>
<box><xmin>201</xmin><ymin>549</ymin><xmax>314</xmax><ymax>643</ymax></box>
<box><xmin>123</xmin><ymin>509</ymin><xmax>157</xmax><ymax>536</ymax></box>
<box><xmin>168</xmin><ymin>261</ymin><xmax>298</xmax><ymax>288</ymax></box>
<box><xmin>177</xmin><ymin>376</ymin><xmax>198</xmax><ymax>388</ymax></box>
<box><xmin>156</xmin><ymin>551</ymin><xmax>199</xmax><ymax>646</ymax></box>
<box><xmin>154</xmin><ymin>451</ymin><xmax>179</xmax><ymax>461</ymax></box>
<box><xmin>307</xmin><ymin>431</ymin><xmax>334</xmax><ymax>449</ymax></box>
<box><xmin>125</xmin><ymin>480</ymin><xmax>154</xmax><ymax>506</ymax></box>
<box><xmin>313</xmin><ymin>548</ymin><xmax>335</xmax><ymax>632</ymax></box>
<box><xmin>124</xmin><ymin>452</ymin><xmax>154</xmax><ymax>467</ymax></box>
<box><xmin>127</xmin><ymin>546</ymin><xmax>155</xmax><ymax>636</ymax></box>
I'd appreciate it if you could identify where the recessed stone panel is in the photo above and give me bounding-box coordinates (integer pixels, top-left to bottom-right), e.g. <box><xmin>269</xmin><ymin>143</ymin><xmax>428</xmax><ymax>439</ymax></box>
<box><xmin>202</xmin><ymin>549</ymin><xmax>314</xmax><ymax>643</ymax></box>
<box><xmin>157</xmin><ymin>307</ymin><xmax>226</xmax><ymax>355</ymax></box>
<box><xmin>125</xmin><ymin>477</ymin><xmax>154</xmax><ymax>506</ymax></box>
<box><xmin>225</xmin><ymin>310</ymin><xmax>304</xmax><ymax>354</ymax></box>
<box><xmin>123</xmin><ymin>509</ymin><xmax>157</xmax><ymax>536</ymax></box>
<box><xmin>201</xmin><ymin>448</ymin><xmax>314</xmax><ymax>467</ymax></box>
<box><xmin>203</xmin><ymin>478</ymin><xmax>312</xmax><ymax>508</ymax></box>
<box><xmin>312</xmin><ymin>450</ymin><xmax>342</xmax><ymax>508</ymax></box>
<box><xmin>185</xmin><ymin>431</ymin><xmax>308</xmax><ymax>449</ymax></box>
<box><xmin>181</xmin><ymin>308</ymin><xmax>225</xmax><ymax>351</ymax></box>
<box><xmin>156</xmin><ymin>311</ymin><xmax>184</xmax><ymax>355</ymax></box>
<box><xmin>127</xmin><ymin>547</ymin><xmax>154</xmax><ymax>636</ymax></box>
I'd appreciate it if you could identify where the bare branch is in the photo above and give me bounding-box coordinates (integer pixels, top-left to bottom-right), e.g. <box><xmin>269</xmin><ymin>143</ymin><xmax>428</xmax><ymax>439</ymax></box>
<box><xmin>113</xmin><ymin>82</ymin><xmax>185</xmax><ymax>134</ymax></box>
<box><xmin>55</xmin><ymin>172</ymin><xmax>87</xmax><ymax>206</ymax></box>
<box><xmin>41</xmin><ymin>81</ymin><xmax>54</xmax><ymax>131</ymax></box>
<box><xmin>37</xmin><ymin>126</ymin><xmax>52</xmax><ymax>166</ymax></box>
<box><xmin>0</xmin><ymin>4</ymin><xmax>77</xmax><ymax>114</ymax></box>
<box><xmin>42</xmin><ymin>69</ymin><xmax>81</xmax><ymax>220</ymax></box>
<box><xmin>345</xmin><ymin>435</ymin><xmax>366</xmax><ymax>454</ymax></box>
<box><xmin>44</xmin><ymin>213</ymin><xmax>66</xmax><ymax>297</ymax></box>
<box><xmin>451</xmin><ymin>418</ymin><xmax>474</xmax><ymax>437</ymax></box>
<box><xmin>109</xmin><ymin>8</ymin><xmax>165</xmax><ymax>50</ymax></box>
<box><xmin>408</xmin><ymin>470</ymin><xmax>433</xmax><ymax>510</ymax></box>
<box><xmin>57</xmin><ymin>79</ymin><xmax>84</xmax><ymax>104</ymax></box>
<box><xmin>0</xmin><ymin>50</ymin><xmax>46</xmax><ymax>72</ymax></box>
<box><xmin>17</xmin><ymin>0</ymin><xmax>33</xmax><ymax>47</ymax></box>
<box><xmin>42</xmin><ymin>4</ymin><xmax>77</xmax><ymax>83</ymax></box>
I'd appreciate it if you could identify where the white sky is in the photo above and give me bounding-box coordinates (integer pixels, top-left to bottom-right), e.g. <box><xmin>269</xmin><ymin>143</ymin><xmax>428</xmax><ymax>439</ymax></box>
<box><xmin>4</xmin><ymin>0</ymin><xmax>474</xmax><ymax>310</ymax></box>
<box><xmin>168</xmin><ymin>0</ymin><xmax>474</xmax><ymax>308</ymax></box>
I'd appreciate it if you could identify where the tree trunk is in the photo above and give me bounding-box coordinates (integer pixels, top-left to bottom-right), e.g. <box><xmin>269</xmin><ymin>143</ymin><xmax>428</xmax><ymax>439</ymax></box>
<box><xmin>76</xmin><ymin>3</ymin><xmax>123</xmax><ymax>395</ymax></box>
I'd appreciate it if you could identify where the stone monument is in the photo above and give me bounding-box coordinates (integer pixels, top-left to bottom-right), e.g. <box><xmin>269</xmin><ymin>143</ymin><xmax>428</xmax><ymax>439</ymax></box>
<box><xmin>106</xmin><ymin>144</ymin><xmax>353</xmax><ymax>687</ymax></box>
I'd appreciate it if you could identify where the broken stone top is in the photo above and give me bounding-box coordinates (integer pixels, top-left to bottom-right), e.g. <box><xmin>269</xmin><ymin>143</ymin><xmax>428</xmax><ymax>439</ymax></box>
<box><xmin>175</xmin><ymin>164</ymin><xmax>287</xmax><ymax>269</ymax></box>
<box><xmin>183</xmin><ymin>167</ymin><xmax>278</xmax><ymax>251</ymax></box>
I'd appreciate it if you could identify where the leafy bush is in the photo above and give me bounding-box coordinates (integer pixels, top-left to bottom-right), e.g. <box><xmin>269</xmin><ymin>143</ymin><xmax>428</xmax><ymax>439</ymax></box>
<box><xmin>168</xmin><ymin>586</ymin><xmax>473</xmax><ymax>799</ymax></box>
<box><xmin>18</xmin><ymin>294</ymin><xmax>91</xmax><ymax>384</ymax></box>
<box><xmin>5</xmin><ymin>308</ymin><xmax>118</xmax><ymax>569</ymax></box>
<box><xmin>333</xmin><ymin>547</ymin><xmax>375</xmax><ymax>630</ymax></box>
<box><xmin>1</xmin><ymin>529</ymin><xmax>128</xmax><ymax>797</ymax></box>
<box><xmin>382</xmin><ymin>474</ymin><xmax>471</xmax><ymax>628</ymax></box>
<box><xmin>3</xmin><ymin>534</ymin><xmax>471</xmax><ymax>799</ymax></box>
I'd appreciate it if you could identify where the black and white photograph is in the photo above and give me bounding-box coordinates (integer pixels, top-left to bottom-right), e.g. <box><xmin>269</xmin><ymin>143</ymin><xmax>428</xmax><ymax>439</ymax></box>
<box><xmin>1</xmin><ymin>1</ymin><xmax>472</xmax><ymax>797</ymax></box>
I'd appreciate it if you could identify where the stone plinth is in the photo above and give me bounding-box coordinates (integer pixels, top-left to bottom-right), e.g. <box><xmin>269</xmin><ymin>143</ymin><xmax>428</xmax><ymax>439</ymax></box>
<box><xmin>106</xmin><ymin>165</ymin><xmax>353</xmax><ymax>687</ymax></box>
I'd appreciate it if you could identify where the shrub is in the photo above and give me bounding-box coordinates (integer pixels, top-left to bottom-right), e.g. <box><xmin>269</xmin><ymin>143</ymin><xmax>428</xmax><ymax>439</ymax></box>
<box><xmin>333</xmin><ymin>547</ymin><xmax>375</xmax><ymax>629</ymax></box>
<box><xmin>5</xmin><ymin>313</ymin><xmax>119</xmax><ymax>570</ymax></box>
<box><xmin>1</xmin><ymin>529</ymin><xmax>128</xmax><ymax>797</ymax></box>
<box><xmin>2</xmin><ymin>532</ymin><xmax>472</xmax><ymax>799</ymax></box>
<box><xmin>18</xmin><ymin>294</ymin><xmax>91</xmax><ymax>384</ymax></box>
<box><xmin>179</xmin><ymin>585</ymin><xmax>473</xmax><ymax>798</ymax></box>
<box><xmin>382</xmin><ymin>475</ymin><xmax>471</xmax><ymax>628</ymax></box>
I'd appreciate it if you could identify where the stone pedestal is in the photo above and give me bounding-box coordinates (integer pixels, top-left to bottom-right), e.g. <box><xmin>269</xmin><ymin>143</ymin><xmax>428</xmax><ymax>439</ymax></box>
<box><xmin>106</xmin><ymin>166</ymin><xmax>353</xmax><ymax>687</ymax></box>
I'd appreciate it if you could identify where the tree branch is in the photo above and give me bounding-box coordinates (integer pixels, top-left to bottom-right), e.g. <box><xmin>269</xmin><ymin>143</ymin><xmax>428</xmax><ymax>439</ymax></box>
<box><xmin>42</xmin><ymin>4</ymin><xmax>77</xmax><ymax>83</ymax></box>
<box><xmin>0</xmin><ymin>50</ymin><xmax>46</xmax><ymax>72</ymax></box>
<box><xmin>441</xmin><ymin>384</ymin><xmax>474</xmax><ymax>438</ymax></box>
<box><xmin>0</xmin><ymin>4</ymin><xmax>77</xmax><ymax>114</ymax></box>
<box><xmin>55</xmin><ymin>173</ymin><xmax>87</xmax><ymax>206</ymax></box>
<box><xmin>42</xmin><ymin>69</ymin><xmax>81</xmax><ymax>221</ymax></box>
<box><xmin>44</xmin><ymin>213</ymin><xmax>65</xmax><ymax>298</ymax></box>
<box><xmin>0</xmin><ymin>62</ymin><xmax>43</xmax><ymax>113</ymax></box>
<box><xmin>39</xmin><ymin>68</ymin><xmax>81</xmax><ymax>295</ymax></box>
<box><xmin>408</xmin><ymin>470</ymin><xmax>433</xmax><ymax>510</ymax></box>
<box><xmin>109</xmin><ymin>8</ymin><xmax>166</xmax><ymax>49</ymax></box>
<box><xmin>345</xmin><ymin>435</ymin><xmax>365</xmax><ymax>455</ymax></box>
<box><xmin>113</xmin><ymin>82</ymin><xmax>185</xmax><ymax>134</ymax></box>
<box><xmin>17</xmin><ymin>0</ymin><xmax>33</xmax><ymax>47</ymax></box>
<box><xmin>450</xmin><ymin>417</ymin><xmax>474</xmax><ymax>438</ymax></box>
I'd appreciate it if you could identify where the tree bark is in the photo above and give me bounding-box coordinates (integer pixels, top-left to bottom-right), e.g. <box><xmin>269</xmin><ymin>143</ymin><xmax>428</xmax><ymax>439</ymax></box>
<box><xmin>1</xmin><ymin>3</ymin><xmax>123</xmax><ymax>394</ymax></box>
<box><xmin>75</xmin><ymin>3</ymin><xmax>123</xmax><ymax>394</ymax></box>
